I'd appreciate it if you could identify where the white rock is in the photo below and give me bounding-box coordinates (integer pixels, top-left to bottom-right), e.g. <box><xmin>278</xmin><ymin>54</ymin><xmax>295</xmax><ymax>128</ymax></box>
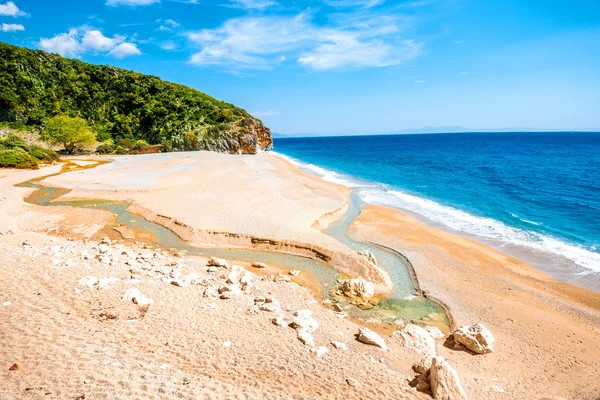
<box><xmin>207</xmin><ymin>257</ymin><xmax>228</xmax><ymax>268</ymax></box>
<box><xmin>357</xmin><ymin>327</ymin><xmax>386</xmax><ymax>350</ymax></box>
<box><xmin>331</xmin><ymin>341</ymin><xmax>349</xmax><ymax>351</ymax></box>
<box><xmin>291</xmin><ymin>310</ymin><xmax>319</xmax><ymax>333</ymax></box>
<box><xmin>3</xmin><ymin>302</ymin><xmax>11</xmax><ymax>306</ymax></box>
<box><xmin>226</xmin><ymin>270</ymin><xmax>242</xmax><ymax>284</ymax></box>
<box><xmin>453</xmin><ymin>323</ymin><xmax>495</xmax><ymax>354</ymax></box>
<box><xmin>251</xmin><ymin>262</ymin><xmax>267</xmax><ymax>269</ymax></box>
<box><xmin>340</xmin><ymin>279</ymin><xmax>375</xmax><ymax>299</ymax></box>
<box><xmin>272</xmin><ymin>317</ymin><xmax>285</xmax><ymax>326</ymax></box>
<box><xmin>133</xmin><ymin>294</ymin><xmax>154</xmax><ymax>306</ymax></box>
<box><xmin>315</xmin><ymin>346</ymin><xmax>328</xmax><ymax>357</ymax></box>
<box><xmin>122</xmin><ymin>288</ymin><xmax>141</xmax><ymax>302</ymax></box>
<box><xmin>78</xmin><ymin>276</ymin><xmax>99</xmax><ymax>288</ymax></box>
<box><xmin>97</xmin><ymin>277</ymin><xmax>119</xmax><ymax>290</ymax></box>
<box><xmin>297</xmin><ymin>329</ymin><xmax>315</xmax><ymax>346</ymax></box>
<box><xmin>413</xmin><ymin>357</ymin><xmax>432</xmax><ymax>375</ymax></box>
<box><xmin>394</xmin><ymin>324</ymin><xmax>436</xmax><ymax>358</ymax></box>
<box><xmin>289</xmin><ymin>270</ymin><xmax>301</xmax><ymax>276</ymax></box>
<box><xmin>425</xmin><ymin>326</ymin><xmax>446</xmax><ymax>340</ymax></box>
<box><xmin>203</xmin><ymin>285</ymin><xmax>219</xmax><ymax>298</ymax></box>
<box><xmin>171</xmin><ymin>279</ymin><xmax>190</xmax><ymax>288</ymax></box>
<box><xmin>429</xmin><ymin>356</ymin><xmax>467</xmax><ymax>400</ymax></box>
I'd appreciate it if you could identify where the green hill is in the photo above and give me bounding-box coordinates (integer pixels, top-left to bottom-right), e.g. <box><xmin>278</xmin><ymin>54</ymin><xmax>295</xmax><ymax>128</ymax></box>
<box><xmin>0</xmin><ymin>42</ymin><xmax>272</xmax><ymax>154</ymax></box>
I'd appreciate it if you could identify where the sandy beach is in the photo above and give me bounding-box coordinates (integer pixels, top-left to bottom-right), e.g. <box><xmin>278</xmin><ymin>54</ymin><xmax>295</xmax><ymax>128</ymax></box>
<box><xmin>1</xmin><ymin>152</ymin><xmax>599</xmax><ymax>399</ymax></box>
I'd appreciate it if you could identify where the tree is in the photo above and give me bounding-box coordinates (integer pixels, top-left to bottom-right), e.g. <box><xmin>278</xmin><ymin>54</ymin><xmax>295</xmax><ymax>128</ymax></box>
<box><xmin>41</xmin><ymin>116</ymin><xmax>96</xmax><ymax>154</ymax></box>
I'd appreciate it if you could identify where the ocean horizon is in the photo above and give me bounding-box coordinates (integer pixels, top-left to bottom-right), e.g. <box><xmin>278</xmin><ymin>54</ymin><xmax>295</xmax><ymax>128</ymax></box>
<box><xmin>274</xmin><ymin>131</ymin><xmax>600</xmax><ymax>290</ymax></box>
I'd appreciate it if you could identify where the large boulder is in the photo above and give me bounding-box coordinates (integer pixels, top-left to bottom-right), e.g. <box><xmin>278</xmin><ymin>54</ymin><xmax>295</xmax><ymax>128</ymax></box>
<box><xmin>340</xmin><ymin>279</ymin><xmax>375</xmax><ymax>299</ymax></box>
<box><xmin>453</xmin><ymin>323</ymin><xmax>495</xmax><ymax>354</ymax></box>
<box><xmin>356</xmin><ymin>327</ymin><xmax>386</xmax><ymax>350</ymax></box>
<box><xmin>207</xmin><ymin>257</ymin><xmax>228</xmax><ymax>268</ymax></box>
<box><xmin>429</xmin><ymin>356</ymin><xmax>467</xmax><ymax>400</ymax></box>
<box><xmin>394</xmin><ymin>324</ymin><xmax>436</xmax><ymax>358</ymax></box>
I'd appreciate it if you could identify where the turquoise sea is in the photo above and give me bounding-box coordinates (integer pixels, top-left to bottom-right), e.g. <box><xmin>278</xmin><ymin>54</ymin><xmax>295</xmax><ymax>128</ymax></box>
<box><xmin>274</xmin><ymin>132</ymin><xmax>600</xmax><ymax>290</ymax></box>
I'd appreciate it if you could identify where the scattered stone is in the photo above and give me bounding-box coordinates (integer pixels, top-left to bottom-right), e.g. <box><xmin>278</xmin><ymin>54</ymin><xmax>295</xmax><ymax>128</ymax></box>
<box><xmin>425</xmin><ymin>326</ymin><xmax>445</xmax><ymax>340</ymax></box>
<box><xmin>289</xmin><ymin>270</ymin><xmax>301</xmax><ymax>276</ymax></box>
<box><xmin>412</xmin><ymin>358</ymin><xmax>432</xmax><ymax>375</ymax></box>
<box><xmin>276</xmin><ymin>274</ymin><xmax>291</xmax><ymax>282</ymax></box>
<box><xmin>453</xmin><ymin>323</ymin><xmax>495</xmax><ymax>354</ymax></box>
<box><xmin>332</xmin><ymin>303</ymin><xmax>344</xmax><ymax>312</ymax></box>
<box><xmin>3</xmin><ymin>302</ymin><xmax>11</xmax><ymax>306</ymax></box>
<box><xmin>78</xmin><ymin>276</ymin><xmax>99</xmax><ymax>289</ymax></box>
<box><xmin>272</xmin><ymin>317</ymin><xmax>285</xmax><ymax>326</ymax></box>
<box><xmin>171</xmin><ymin>279</ymin><xmax>190</xmax><ymax>288</ymax></box>
<box><xmin>122</xmin><ymin>288</ymin><xmax>141</xmax><ymax>302</ymax></box>
<box><xmin>335</xmin><ymin>312</ymin><xmax>347</xmax><ymax>319</ymax></box>
<box><xmin>416</xmin><ymin>379</ymin><xmax>431</xmax><ymax>392</ymax></box>
<box><xmin>203</xmin><ymin>286</ymin><xmax>219</xmax><ymax>298</ymax></box>
<box><xmin>97</xmin><ymin>278</ymin><xmax>119</xmax><ymax>290</ymax></box>
<box><xmin>257</xmin><ymin>297</ymin><xmax>281</xmax><ymax>312</ymax></box>
<box><xmin>358</xmin><ymin>250</ymin><xmax>377</xmax><ymax>266</ymax></box>
<box><xmin>133</xmin><ymin>294</ymin><xmax>154</xmax><ymax>306</ymax></box>
<box><xmin>251</xmin><ymin>262</ymin><xmax>268</xmax><ymax>269</ymax></box>
<box><xmin>331</xmin><ymin>341</ymin><xmax>349</xmax><ymax>351</ymax></box>
<box><xmin>313</xmin><ymin>346</ymin><xmax>328</xmax><ymax>357</ymax></box>
<box><xmin>346</xmin><ymin>378</ymin><xmax>361</xmax><ymax>388</ymax></box>
<box><xmin>9</xmin><ymin>363</ymin><xmax>19</xmax><ymax>371</ymax></box>
<box><xmin>207</xmin><ymin>257</ymin><xmax>228</xmax><ymax>268</ymax></box>
<box><xmin>356</xmin><ymin>327</ymin><xmax>386</xmax><ymax>350</ymax></box>
<box><xmin>206</xmin><ymin>266</ymin><xmax>219</xmax><ymax>273</ymax></box>
<box><xmin>429</xmin><ymin>356</ymin><xmax>467</xmax><ymax>400</ymax></box>
<box><xmin>290</xmin><ymin>310</ymin><xmax>319</xmax><ymax>333</ymax></box>
<box><xmin>340</xmin><ymin>278</ymin><xmax>375</xmax><ymax>299</ymax></box>
<box><xmin>394</xmin><ymin>324</ymin><xmax>436</xmax><ymax>358</ymax></box>
<box><xmin>297</xmin><ymin>329</ymin><xmax>315</xmax><ymax>346</ymax></box>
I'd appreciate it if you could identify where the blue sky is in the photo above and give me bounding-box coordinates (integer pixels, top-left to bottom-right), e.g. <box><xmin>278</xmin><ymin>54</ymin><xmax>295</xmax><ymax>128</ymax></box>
<box><xmin>1</xmin><ymin>0</ymin><xmax>599</xmax><ymax>135</ymax></box>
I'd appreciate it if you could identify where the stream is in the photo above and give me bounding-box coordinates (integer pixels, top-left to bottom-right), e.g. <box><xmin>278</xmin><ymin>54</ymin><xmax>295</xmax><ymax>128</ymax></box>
<box><xmin>20</xmin><ymin>161</ymin><xmax>449</xmax><ymax>330</ymax></box>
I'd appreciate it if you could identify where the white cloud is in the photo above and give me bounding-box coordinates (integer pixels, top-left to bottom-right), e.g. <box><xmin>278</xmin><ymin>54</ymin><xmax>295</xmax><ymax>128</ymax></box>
<box><xmin>160</xmin><ymin>41</ymin><xmax>177</xmax><ymax>50</ymax></box>
<box><xmin>229</xmin><ymin>0</ymin><xmax>276</xmax><ymax>9</ymax></box>
<box><xmin>164</xmin><ymin>19</ymin><xmax>180</xmax><ymax>28</ymax></box>
<box><xmin>322</xmin><ymin>0</ymin><xmax>384</xmax><ymax>8</ymax></box>
<box><xmin>413</xmin><ymin>79</ymin><xmax>425</xmax><ymax>83</ymax></box>
<box><xmin>460</xmin><ymin>71</ymin><xmax>470</xmax><ymax>76</ymax></box>
<box><xmin>187</xmin><ymin>11</ymin><xmax>421</xmax><ymax>71</ymax></box>
<box><xmin>81</xmin><ymin>30</ymin><xmax>123</xmax><ymax>52</ymax></box>
<box><xmin>1</xmin><ymin>23</ymin><xmax>24</xmax><ymax>32</ymax></box>
<box><xmin>252</xmin><ymin>109</ymin><xmax>280</xmax><ymax>117</ymax></box>
<box><xmin>108</xmin><ymin>42</ymin><xmax>142</xmax><ymax>58</ymax></box>
<box><xmin>0</xmin><ymin>1</ymin><xmax>27</xmax><ymax>17</ymax></box>
<box><xmin>157</xmin><ymin>18</ymin><xmax>181</xmax><ymax>32</ymax></box>
<box><xmin>106</xmin><ymin>0</ymin><xmax>160</xmax><ymax>6</ymax></box>
<box><xmin>39</xmin><ymin>28</ymin><xmax>140</xmax><ymax>59</ymax></box>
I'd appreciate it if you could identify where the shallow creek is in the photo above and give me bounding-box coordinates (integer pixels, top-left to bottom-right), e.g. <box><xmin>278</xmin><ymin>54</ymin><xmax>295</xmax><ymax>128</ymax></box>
<box><xmin>20</xmin><ymin>161</ymin><xmax>449</xmax><ymax>330</ymax></box>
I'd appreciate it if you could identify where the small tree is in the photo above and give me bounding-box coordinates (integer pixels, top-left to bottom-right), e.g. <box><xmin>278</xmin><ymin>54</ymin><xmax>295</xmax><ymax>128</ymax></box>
<box><xmin>41</xmin><ymin>116</ymin><xmax>96</xmax><ymax>154</ymax></box>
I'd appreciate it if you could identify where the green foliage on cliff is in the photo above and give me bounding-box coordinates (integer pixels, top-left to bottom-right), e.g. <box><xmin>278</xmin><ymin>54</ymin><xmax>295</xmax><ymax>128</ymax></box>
<box><xmin>0</xmin><ymin>41</ymin><xmax>269</xmax><ymax>153</ymax></box>
<box><xmin>41</xmin><ymin>116</ymin><xmax>96</xmax><ymax>154</ymax></box>
<box><xmin>0</xmin><ymin>133</ymin><xmax>59</xmax><ymax>169</ymax></box>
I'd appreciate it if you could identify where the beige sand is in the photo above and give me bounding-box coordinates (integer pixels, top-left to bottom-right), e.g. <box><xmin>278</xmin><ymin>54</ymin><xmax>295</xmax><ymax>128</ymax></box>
<box><xmin>351</xmin><ymin>205</ymin><xmax>600</xmax><ymax>399</ymax></box>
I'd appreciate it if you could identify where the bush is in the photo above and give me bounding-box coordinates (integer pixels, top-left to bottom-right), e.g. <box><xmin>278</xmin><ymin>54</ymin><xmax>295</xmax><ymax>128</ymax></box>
<box><xmin>0</xmin><ymin>148</ymin><xmax>39</xmax><ymax>169</ymax></box>
<box><xmin>29</xmin><ymin>145</ymin><xmax>59</xmax><ymax>162</ymax></box>
<box><xmin>0</xmin><ymin>133</ymin><xmax>29</xmax><ymax>150</ymax></box>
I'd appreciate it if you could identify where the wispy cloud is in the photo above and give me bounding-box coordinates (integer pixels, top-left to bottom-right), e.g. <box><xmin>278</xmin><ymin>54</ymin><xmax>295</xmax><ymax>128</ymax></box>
<box><xmin>106</xmin><ymin>0</ymin><xmax>160</xmax><ymax>6</ymax></box>
<box><xmin>1</xmin><ymin>23</ymin><xmax>24</xmax><ymax>32</ymax></box>
<box><xmin>39</xmin><ymin>28</ymin><xmax>141</xmax><ymax>59</ymax></box>
<box><xmin>228</xmin><ymin>0</ymin><xmax>276</xmax><ymax>9</ymax></box>
<box><xmin>157</xmin><ymin>18</ymin><xmax>181</xmax><ymax>32</ymax></box>
<box><xmin>0</xmin><ymin>1</ymin><xmax>27</xmax><ymax>17</ymax></box>
<box><xmin>322</xmin><ymin>0</ymin><xmax>385</xmax><ymax>8</ymax></box>
<box><xmin>187</xmin><ymin>10</ymin><xmax>421</xmax><ymax>71</ymax></box>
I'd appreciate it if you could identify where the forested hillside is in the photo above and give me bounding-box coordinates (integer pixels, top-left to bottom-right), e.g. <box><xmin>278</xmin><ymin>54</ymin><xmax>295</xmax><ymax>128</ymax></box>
<box><xmin>0</xmin><ymin>42</ymin><xmax>272</xmax><ymax>154</ymax></box>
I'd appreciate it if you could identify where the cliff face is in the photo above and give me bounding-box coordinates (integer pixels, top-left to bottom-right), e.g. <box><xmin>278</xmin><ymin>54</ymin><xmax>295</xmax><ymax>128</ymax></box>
<box><xmin>0</xmin><ymin>41</ymin><xmax>273</xmax><ymax>155</ymax></box>
<box><xmin>201</xmin><ymin>121</ymin><xmax>273</xmax><ymax>154</ymax></box>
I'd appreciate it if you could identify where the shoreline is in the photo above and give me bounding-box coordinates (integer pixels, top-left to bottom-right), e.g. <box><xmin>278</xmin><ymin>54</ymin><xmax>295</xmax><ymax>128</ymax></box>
<box><xmin>274</xmin><ymin>151</ymin><xmax>600</xmax><ymax>293</ymax></box>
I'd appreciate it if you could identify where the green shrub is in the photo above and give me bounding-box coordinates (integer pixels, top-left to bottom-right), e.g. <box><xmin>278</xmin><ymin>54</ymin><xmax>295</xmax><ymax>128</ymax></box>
<box><xmin>0</xmin><ymin>133</ymin><xmax>29</xmax><ymax>150</ymax></box>
<box><xmin>29</xmin><ymin>145</ymin><xmax>59</xmax><ymax>162</ymax></box>
<box><xmin>133</xmin><ymin>139</ymin><xmax>149</xmax><ymax>150</ymax></box>
<box><xmin>0</xmin><ymin>148</ymin><xmax>39</xmax><ymax>169</ymax></box>
<box><xmin>41</xmin><ymin>116</ymin><xmax>96</xmax><ymax>154</ymax></box>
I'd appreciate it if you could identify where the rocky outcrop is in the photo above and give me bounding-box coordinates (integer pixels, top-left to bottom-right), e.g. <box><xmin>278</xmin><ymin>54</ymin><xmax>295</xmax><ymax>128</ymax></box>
<box><xmin>394</xmin><ymin>324</ymin><xmax>436</xmax><ymax>358</ymax></box>
<box><xmin>200</xmin><ymin>119</ymin><xmax>273</xmax><ymax>155</ymax></box>
<box><xmin>453</xmin><ymin>323</ymin><xmax>495</xmax><ymax>354</ymax></box>
<box><xmin>356</xmin><ymin>327</ymin><xmax>386</xmax><ymax>350</ymax></box>
<box><xmin>429</xmin><ymin>356</ymin><xmax>468</xmax><ymax>400</ymax></box>
<box><xmin>340</xmin><ymin>278</ymin><xmax>375</xmax><ymax>299</ymax></box>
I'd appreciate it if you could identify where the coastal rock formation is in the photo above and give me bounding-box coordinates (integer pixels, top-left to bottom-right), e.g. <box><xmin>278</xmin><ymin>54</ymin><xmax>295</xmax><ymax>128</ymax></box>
<box><xmin>453</xmin><ymin>323</ymin><xmax>495</xmax><ymax>354</ymax></box>
<box><xmin>356</xmin><ymin>327</ymin><xmax>386</xmax><ymax>350</ymax></box>
<box><xmin>340</xmin><ymin>278</ymin><xmax>375</xmax><ymax>299</ymax></box>
<box><xmin>394</xmin><ymin>324</ymin><xmax>436</xmax><ymax>358</ymax></box>
<box><xmin>429</xmin><ymin>356</ymin><xmax>468</xmax><ymax>400</ymax></box>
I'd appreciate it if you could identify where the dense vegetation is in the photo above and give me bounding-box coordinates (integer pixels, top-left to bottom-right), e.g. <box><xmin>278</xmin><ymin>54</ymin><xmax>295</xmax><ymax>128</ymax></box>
<box><xmin>0</xmin><ymin>42</ymin><xmax>271</xmax><ymax>154</ymax></box>
<box><xmin>0</xmin><ymin>133</ymin><xmax>59</xmax><ymax>169</ymax></box>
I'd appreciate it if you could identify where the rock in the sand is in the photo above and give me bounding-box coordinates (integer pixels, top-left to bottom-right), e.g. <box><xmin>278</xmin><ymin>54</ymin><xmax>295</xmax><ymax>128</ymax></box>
<box><xmin>78</xmin><ymin>276</ymin><xmax>99</xmax><ymax>288</ymax></box>
<box><xmin>413</xmin><ymin>358</ymin><xmax>432</xmax><ymax>375</ymax></box>
<box><xmin>257</xmin><ymin>297</ymin><xmax>281</xmax><ymax>312</ymax></box>
<box><xmin>251</xmin><ymin>262</ymin><xmax>267</xmax><ymax>269</ymax></box>
<box><xmin>394</xmin><ymin>324</ymin><xmax>436</xmax><ymax>358</ymax></box>
<box><xmin>289</xmin><ymin>270</ymin><xmax>301</xmax><ymax>276</ymax></box>
<box><xmin>453</xmin><ymin>323</ymin><xmax>495</xmax><ymax>354</ymax></box>
<box><xmin>346</xmin><ymin>378</ymin><xmax>361</xmax><ymax>388</ymax></box>
<box><xmin>340</xmin><ymin>279</ymin><xmax>375</xmax><ymax>299</ymax></box>
<box><xmin>425</xmin><ymin>326</ymin><xmax>445</xmax><ymax>340</ymax></box>
<box><xmin>9</xmin><ymin>363</ymin><xmax>19</xmax><ymax>371</ymax></box>
<box><xmin>123</xmin><ymin>288</ymin><xmax>141</xmax><ymax>302</ymax></box>
<box><xmin>314</xmin><ymin>346</ymin><xmax>328</xmax><ymax>357</ymax></box>
<box><xmin>290</xmin><ymin>310</ymin><xmax>319</xmax><ymax>333</ymax></box>
<box><xmin>359</xmin><ymin>250</ymin><xmax>378</xmax><ymax>266</ymax></box>
<box><xmin>297</xmin><ymin>329</ymin><xmax>315</xmax><ymax>346</ymax></box>
<box><xmin>207</xmin><ymin>257</ymin><xmax>228</xmax><ymax>268</ymax></box>
<box><xmin>331</xmin><ymin>341</ymin><xmax>349</xmax><ymax>351</ymax></box>
<box><xmin>272</xmin><ymin>317</ymin><xmax>285</xmax><ymax>326</ymax></box>
<box><xmin>133</xmin><ymin>294</ymin><xmax>154</xmax><ymax>306</ymax></box>
<box><xmin>429</xmin><ymin>356</ymin><xmax>467</xmax><ymax>400</ymax></box>
<box><xmin>97</xmin><ymin>277</ymin><xmax>119</xmax><ymax>290</ymax></box>
<box><xmin>357</xmin><ymin>327</ymin><xmax>386</xmax><ymax>350</ymax></box>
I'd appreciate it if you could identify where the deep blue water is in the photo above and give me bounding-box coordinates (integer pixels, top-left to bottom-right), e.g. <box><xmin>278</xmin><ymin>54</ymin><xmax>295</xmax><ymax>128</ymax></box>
<box><xmin>274</xmin><ymin>132</ymin><xmax>600</xmax><ymax>279</ymax></box>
